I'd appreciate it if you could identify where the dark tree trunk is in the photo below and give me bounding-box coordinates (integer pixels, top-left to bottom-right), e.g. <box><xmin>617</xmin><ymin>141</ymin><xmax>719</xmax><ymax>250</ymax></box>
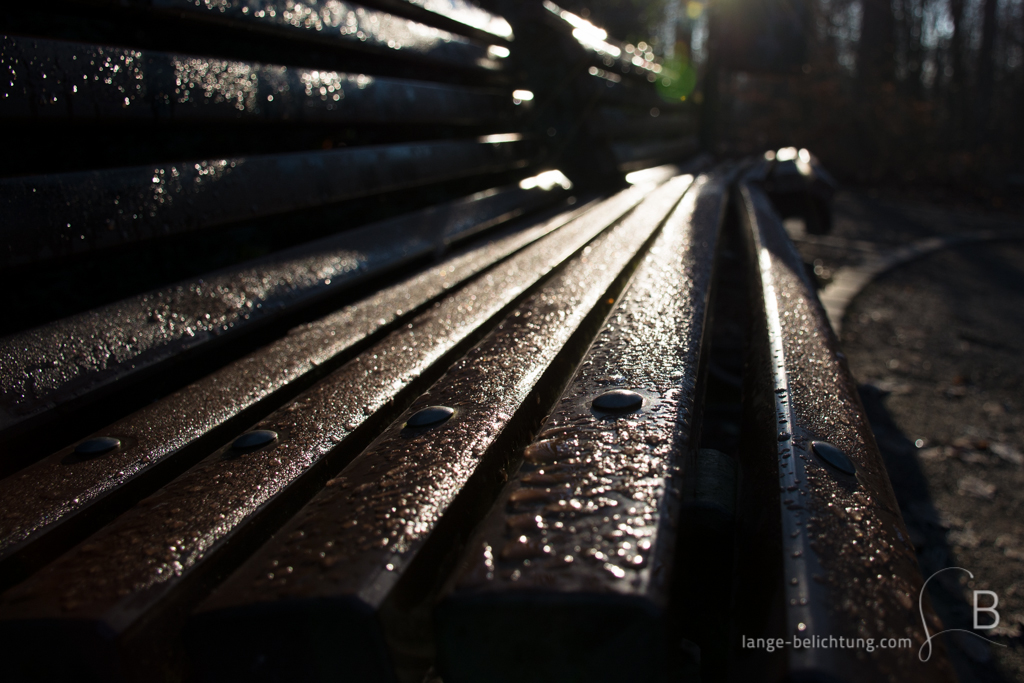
<box><xmin>948</xmin><ymin>0</ymin><xmax>965</xmax><ymax>87</ymax></box>
<box><xmin>899</xmin><ymin>0</ymin><xmax>924</xmax><ymax>97</ymax></box>
<box><xmin>858</xmin><ymin>0</ymin><xmax>897</xmax><ymax>87</ymax></box>
<box><xmin>975</xmin><ymin>0</ymin><xmax>999</xmax><ymax>142</ymax></box>
<box><xmin>945</xmin><ymin>0</ymin><xmax>967</xmax><ymax>143</ymax></box>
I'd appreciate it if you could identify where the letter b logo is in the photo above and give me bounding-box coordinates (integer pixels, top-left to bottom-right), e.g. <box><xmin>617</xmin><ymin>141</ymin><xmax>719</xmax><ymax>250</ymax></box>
<box><xmin>973</xmin><ymin>590</ymin><xmax>1000</xmax><ymax>630</ymax></box>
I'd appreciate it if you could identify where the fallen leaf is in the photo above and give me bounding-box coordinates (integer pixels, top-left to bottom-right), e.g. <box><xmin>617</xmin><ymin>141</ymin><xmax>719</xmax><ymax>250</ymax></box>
<box><xmin>991</xmin><ymin>443</ymin><xmax>1023</xmax><ymax>465</ymax></box>
<box><xmin>947</xmin><ymin>528</ymin><xmax>980</xmax><ymax>549</ymax></box>
<box><xmin>1005</xmin><ymin>548</ymin><xmax>1024</xmax><ymax>561</ymax></box>
<box><xmin>918</xmin><ymin>446</ymin><xmax>948</xmax><ymax>461</ymax></box>
<box><xmin>958</xmin><ymin>476</ymin><xmax>996</xmax><ymax>499</ymax></box>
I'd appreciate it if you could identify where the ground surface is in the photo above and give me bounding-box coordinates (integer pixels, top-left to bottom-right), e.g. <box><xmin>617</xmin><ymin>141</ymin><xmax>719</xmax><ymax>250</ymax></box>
<box><xmin>793</xmin><ymin>191</ymin><xmax>1024</xmax><ymax>682</ymax></box>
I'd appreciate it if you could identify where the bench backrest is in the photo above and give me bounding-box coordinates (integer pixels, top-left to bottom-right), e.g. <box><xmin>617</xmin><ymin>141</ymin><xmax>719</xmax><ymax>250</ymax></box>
<box><xmin>2</xmin><ymin>0</ymin><xmax>544</xmax><ymax>466</ymax></box>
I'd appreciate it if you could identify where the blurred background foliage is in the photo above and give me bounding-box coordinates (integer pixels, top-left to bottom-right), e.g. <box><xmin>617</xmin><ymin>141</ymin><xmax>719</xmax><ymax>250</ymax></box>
<box><xmin>561</xmin><ymin>0</ymin><xmax>1024</xmax><ymax>204</ymax></box>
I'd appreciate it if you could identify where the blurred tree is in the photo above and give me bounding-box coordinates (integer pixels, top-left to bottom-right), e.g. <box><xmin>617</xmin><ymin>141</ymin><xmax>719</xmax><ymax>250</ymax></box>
<box><xmin>949</xmin><ymin>0</ymin><xmax>965</xmax><ymax>89</ymax></box>
<box><xmin>708</xmin><ymin>0</ymin><xmax>811</xmax><ymax>72</ymax></box>
<box><xmin>977</xmin><ymin>0</ymin><xmax>999</xmax><ymax>141</ymax></box>
<box><xmin>896</xmin><ymin>0</ymin><xmax>924</xmax><ymax>97</ymax></box>
<box><xmin>858</xmin><ymin>0</ymin><xmax>897</xmax><ymax>85</ymax></box>
<box><xmin>948</xmin><ymin>0</ymin><xmax>966</xmax><ymax>141</ymax></box>
<box><xmin>511</xmin><ymin>0</ymin><xmax>1023</xmax><ymax>194</ymax></box>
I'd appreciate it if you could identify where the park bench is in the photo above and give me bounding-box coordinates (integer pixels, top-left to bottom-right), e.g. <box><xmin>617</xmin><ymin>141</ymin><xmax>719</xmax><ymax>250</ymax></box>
<box><xmin>0</xmin><ymin>1</ymin><xmax>951</xmax><ymax>681</ymax></box>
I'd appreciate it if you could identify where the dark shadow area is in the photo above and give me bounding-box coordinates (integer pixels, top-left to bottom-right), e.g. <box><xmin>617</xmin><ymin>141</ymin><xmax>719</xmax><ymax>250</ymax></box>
<box><xmin>859</xmin><ymin>383</ymin><xmax>1016</xmax><ymax>683</ymax></box>
<box><xmin>682</xmin><ymin>181</ymin><xmax>748</xmax><ymax>683</ymax></box>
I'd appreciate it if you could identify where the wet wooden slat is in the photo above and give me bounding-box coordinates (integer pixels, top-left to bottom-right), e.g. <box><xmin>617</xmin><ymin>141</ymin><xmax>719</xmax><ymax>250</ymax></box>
<box><xmin>434</xmin><ymin>173</ymin><xmax>728</xmax><ymax>683</ymax></box>
<box><xmin>0</xmin><ymin>136</ymin><xmax>533</xmax><ymax>269</ymax></box>
<box><xmin>186</xmin><ymin>174</ymin><xmax>695</xmax><ymax>683</ymax></box>
<box><xmin>134</xmin><ymin>0</ymin><xmax>498</xmax><ymax>70</ymax></box>
<box><xmin>0</xmin><ymin>150</ymin><xmax>541</xmax><ymax>450</ymax></box>
<box><xmin>731</xmin><ymin>172</ymin><xmax>955</xmax><ymax>682</ymax></box>
<box><xmin>355</xmin><ymin>0</ymin><xmax>514</xmax><ymax>43</ymax></box>
<box><xmin>0</xmin><ymin>192</ymin><xmax>593</xmax><ymax>591</ymax></box>
<box><xmin>536</xmin><ymin>0</ymin><xmax>661</xmax><ymax>81</ymax></box>
<box><xmin>0</xmin><ymin>185</ymin><xmax>654</xmax><ymax>682</ymax></box>
<box><xmin>0</xmin><ymin>35</ymin><xmax>513</xmax><ymax>125</ymax></box>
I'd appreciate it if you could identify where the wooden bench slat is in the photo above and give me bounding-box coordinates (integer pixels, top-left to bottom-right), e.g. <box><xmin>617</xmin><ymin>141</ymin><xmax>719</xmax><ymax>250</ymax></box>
<box><xmin>133</xmin><ymin>0</ymin><xmax>498</xmax><ymax>69</ymax></box>
<box><xmin>0</xmin><ymin>185</ymin><xmax>653</xmax><ymax>682</ymax></box>
<box><xmin>357</xmin><ymin>0</ymin><xmax>514</xmax><ymax>42</ymax></box>
<box><xmin>0</xmin><ymin>35</ymin><xmax>513</xmax><ymax>125</ymax></box>
<box><xmin>434</xmin><ymin>172</ymin><xmax>727</xmax><ymax>683</ymax></box>
<box><xmin>186</xmin><ymin>175</ymin><xmax>694</xmax><ymax>683</ymax></box>
<box><xmin>732</xmin><ymin>172</ymin><xmax>953</xmax><ymax>682</ymax></box>
<box><xmin>0</xmin><ymin>136</ymin><xmax>534</xmax><ymax>268</ymax></box>
<box><xmin>538</xmin><ymin>1</ymin><xmax>660</xmax><ymax>80</ymax></box>
<box><xmin>0</xmin><ymin>177</ymin><xmax>554</xmax><ymax>460</ymax></box>
<box><xmin>0</xmin><ymin>193</ymin><xmax>593</xmax><ymax>590</ymax></box>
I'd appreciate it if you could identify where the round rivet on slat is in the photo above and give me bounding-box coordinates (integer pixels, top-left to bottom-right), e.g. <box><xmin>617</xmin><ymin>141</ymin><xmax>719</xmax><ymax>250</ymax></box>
<box><xmin>406</xmin><ymin>406</ymin><xmax>455</xmax><ymax>428</ymax></box>
<box><xmin>592</xmin><ymin>389</ymin><xmax>643</xmax><ymax>413</ymax></box>
<box><xmin>75</xmin><ymin>437</ymin><xmax>120</xmax><ymax>456</ymax></box>
<box><xmin>811</xmin><ymin>441</ymin><xmax>856</xmax><ymax>475</ymax></box>
<box><xmin>232</xmin><ymin>430</ymin><xmax>278</xmax><ymax>450</ymax></box>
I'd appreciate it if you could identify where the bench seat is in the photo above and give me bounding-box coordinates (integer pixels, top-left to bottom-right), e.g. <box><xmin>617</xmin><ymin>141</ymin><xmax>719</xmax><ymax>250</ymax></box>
<box><xmin>0</xmin><ymin>2</ymin><xmax>951</xmax><ymax>682</ymax></box>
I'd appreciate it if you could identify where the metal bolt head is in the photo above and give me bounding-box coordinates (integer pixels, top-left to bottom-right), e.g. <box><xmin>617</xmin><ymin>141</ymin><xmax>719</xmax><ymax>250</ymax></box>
<box><xmin>592</xmin><ymin>389</ymin><xmax>644</xmax><ymax>413</ymax></box>
<box><xmin>75</xmin><ymin>437</ymin><xmax>121</xmax><ymax>456</ymax></box>
<box><xmin>811</xmin><ymin>441</ymin><xmax>856</xmax><ymax>475</ymax></box>
<box><xmin>406</xmin><ymin>406</ymin><xmax>455</xmax><ymax>428</ymax></box>
<box><xmin>232</xmin><ymin>430</ymin><xmax>278</xmax><ymax>450</ymax></box>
